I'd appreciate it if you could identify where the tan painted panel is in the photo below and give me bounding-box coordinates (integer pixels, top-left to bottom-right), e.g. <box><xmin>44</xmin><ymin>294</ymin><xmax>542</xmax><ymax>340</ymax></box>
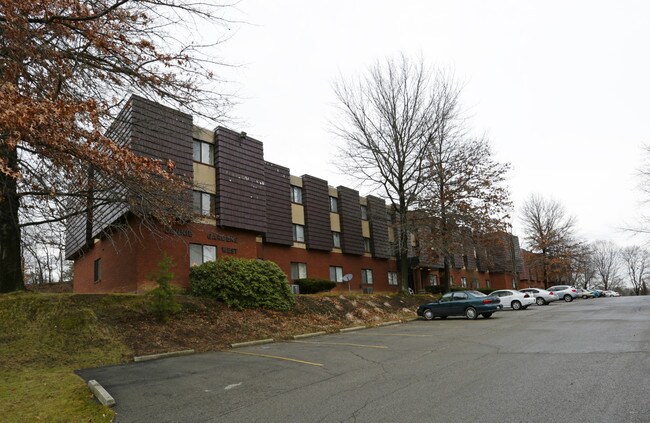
<box><xmin>192</xmin><ymin>125</ymin><xmax>214</xmax><ymax>143</ymax></box>
<box><xmin>362</xmin><ymin>221</ymin><xmax>370</xmax><ymax>237</ymax></box>
<box><xmin>292</xmin><ymin>242</ymin><xmax>307</xmax><ymax>249</ymax></box>
<box><xmin>289</xmin><ymin>175</ymin><xmax>303</xmax><ymax>187</ymax></box>
<box><xmin>292</xmin><ymin>203</ymin><xmax>305</xmax><ymax>225</ymax></box>
<box><xmin>388</xmin><ymin>226</ymin><xmax>395</xmax><ymax>242</ymax></box>
<box><xmin>328</xmin><ymin>187</ymin><xmax>338</xmax><ymax>197</ymax></box>
<box><xmin>330</xmin><ymin>213</ymin><xmax>340</xmax><ymax>231</ymax></box>
<box><xmin>193</xmin><ymin>163</ymin><xmax>216</xmax><ymax>193</ymax></box>
<box><xmin>359</xmin><ymin>197</ymin><xmax>367</xmax><ymax>206</ymax></box>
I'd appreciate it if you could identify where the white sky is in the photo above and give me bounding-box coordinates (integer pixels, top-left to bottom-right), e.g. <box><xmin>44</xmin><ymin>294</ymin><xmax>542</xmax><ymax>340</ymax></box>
<box><xmin>213</xmin><ymin>0</ymin><xmax>650</xmax><ymax>248</ymax></box>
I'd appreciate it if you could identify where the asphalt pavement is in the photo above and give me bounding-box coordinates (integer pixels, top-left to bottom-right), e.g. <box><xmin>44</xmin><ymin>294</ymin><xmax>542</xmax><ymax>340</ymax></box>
<box><xmin>76</xmin><ymin>296</ymin><xmax>650</xmax><ymax>423</ymax></box>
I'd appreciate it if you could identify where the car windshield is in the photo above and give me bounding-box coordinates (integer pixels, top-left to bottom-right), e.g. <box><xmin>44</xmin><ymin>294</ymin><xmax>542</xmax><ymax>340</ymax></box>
<box><xmin>466</xmin><ymin>290</ymin><xmax>486</xmax><ymax>297</ymax></box>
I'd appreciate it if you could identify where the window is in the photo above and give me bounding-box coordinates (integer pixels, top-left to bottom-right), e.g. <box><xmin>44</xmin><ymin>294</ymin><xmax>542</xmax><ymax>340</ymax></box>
<box><xmin>291</xmin><ymin>262</ymin><xmax>307</xmax><ymax>280</ymax></box>
<box><xmin>330</xmin><ymin>266</ymin><xmax>343</xmax><ymax>282</ymax></box>
<box><xmin>449</xmin><ymin>276</ymin><xmax>454</xmax><ymax>286</ymax></box>
<box><xmin>361</xmin><ymin>269</ymin><xmax>373</xmax><ymax>284</ymax></box>
<box><xmin>329</xmin><ymin>196</ymin><xmax>338</xmax><ymax>213</ymax></box>
<box><xmin>332</xmin><ymin>231</ymin><xmax>341</xmax><ymax>248</ymax></box>
<box><xmin>474</xmin><ymin>279</ymin><xmax>480</xmax><ymax>289</ymax></box>
<box><xmin>388</xmin><ymin>271</ymin><xmax>398</xmax><ymax>286</ymax></box>
<box><xmin>453</xmin><ymin>292</ymin><xmax>468</xmax><ymax>300</ymax></box>
<box><xmin>363</xmin><ymin>237</ymin><xmax>371</xmax><ymax>253</ymax></box>
<box><xmin>461</xmin><ymin>277</ymin><xmax>468</xmax><ymax>288</ymax></box>
<box><xmin>93</xmin><ymin>258</ymin><xmax>101</xmax><ymax>282</ymax></box>
<box><xmin>293</xmin><ymin>224</ymin><xmax>305</xmax><ymax>242</ymax></box>
<box><xmin>192</xmin><ymin>139</ymin><xmax>214</xmax><ymax>165</ymax></box>
<box><xmin>360</xmin><ymin>205</ymin><xmax>368</xmax><ymax>220</ymax></box>
<box><xmin>193</xmin><ymin>191</ymin><xmax>215</xmax><ymax>217</ymax></box>
<box><xmin>486</xmin><ymin>280</ymin><xmax>491</xmax><ymax>288</ymax></box>
<box><xmin>512</xmin><ymin>278</ymin><xmax>517</xmax><ymax>289</ymax></box>
<box><xmin>291</xmin><ymin>186</ymin><xmax>303</xmax><ymax>204</ymax></box>
<box><xmin>429</xmin><ymin>274</ymin><xmax>438</xmax><ymax>286</ymax></box>
<box><xmin>189</xmin><ymin>244</ymin><xmax>217</xmax><ymax>266</ymax></box>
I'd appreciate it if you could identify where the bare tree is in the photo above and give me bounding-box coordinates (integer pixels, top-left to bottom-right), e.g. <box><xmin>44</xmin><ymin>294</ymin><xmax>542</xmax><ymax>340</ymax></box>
<box><xmin>0</xmin><ymin>0</ymin><xmax>235</xmax><ymax>292</ymax></box>
<box><xmin>520</xmin><ymin>195</ymin><xmax>577</xmax><ymax>288</ymax></box>
<box><xmin>620</xmin><ymin>245</ymin><xmax>649</xmax><ymax>295</ymax></box>
<box><xmin>332</xmin><ymin>55</ymin><xmax>460</xmax><ymax>292</ymax></box>
<box><xmin>419</xmin><ymin>135</ymin><xmax>512</xmax><ymax>291</ymax></box>
<box><xmin>592</xmin><ymin>240</ymin><xmax>621</xmax><ymax>290</ymax></box>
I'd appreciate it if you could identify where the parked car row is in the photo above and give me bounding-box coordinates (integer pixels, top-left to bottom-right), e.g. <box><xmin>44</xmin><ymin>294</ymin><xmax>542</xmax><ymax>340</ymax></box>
<box><xmin>417</xmin><ymin>285</ymin><xmax>621</xmax><ymax>320</ymax></box>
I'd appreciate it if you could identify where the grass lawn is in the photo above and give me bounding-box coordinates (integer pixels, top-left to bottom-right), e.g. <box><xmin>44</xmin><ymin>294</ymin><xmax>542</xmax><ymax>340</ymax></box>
<box><xmin>0</xmin><ymin>290</ymin><xmax>424</xmax><ymax>422</ymax></box>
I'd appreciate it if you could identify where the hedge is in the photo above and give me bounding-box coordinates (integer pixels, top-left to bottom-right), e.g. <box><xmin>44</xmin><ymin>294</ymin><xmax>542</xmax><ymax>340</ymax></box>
<box><xmin>294</xmin><ymin>278</ymin><xmax>336</xmax><ymax>294</ymax></box>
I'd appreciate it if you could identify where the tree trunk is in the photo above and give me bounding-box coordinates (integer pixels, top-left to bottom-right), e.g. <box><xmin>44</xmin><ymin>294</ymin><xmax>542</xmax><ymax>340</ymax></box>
<box><xmin>0</xmin><ymin>142</ymin><xmax>24</xmax><ymax>292</ymax></box>
<box><xmin>442</xmin><ymin>255</ymin><xmax>451</xmax><ymax>293</ymax></box>
<box><xmin>398</xmin><ymin>209</ymin><xmax>410</xmax><ymax>293</ymax></box>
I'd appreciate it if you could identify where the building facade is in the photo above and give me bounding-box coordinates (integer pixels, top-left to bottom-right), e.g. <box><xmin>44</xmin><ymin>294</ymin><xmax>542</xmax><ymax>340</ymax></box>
<box><xmin>66</xmin><ymin>96</ymin><xmax>400</xmax><ymax>293</ymax></box>
<box><xmin>65</xmin><ymin>96</ymin><xmax>541</xmax><ymax>294</ymax></box>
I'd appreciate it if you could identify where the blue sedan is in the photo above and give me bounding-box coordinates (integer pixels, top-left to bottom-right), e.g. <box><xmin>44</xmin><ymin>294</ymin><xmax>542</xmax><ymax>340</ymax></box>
<box><xmin>417</xmin><ymin>290</ymin><xmax>502</xmax><ymax>320</ymax></box>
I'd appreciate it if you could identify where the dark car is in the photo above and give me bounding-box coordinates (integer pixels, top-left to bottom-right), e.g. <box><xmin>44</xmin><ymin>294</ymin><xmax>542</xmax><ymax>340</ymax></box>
<box><xmin>417</xmin><ymin>290</ymin><xmax>501</xmax><ymax>320</ymax></box>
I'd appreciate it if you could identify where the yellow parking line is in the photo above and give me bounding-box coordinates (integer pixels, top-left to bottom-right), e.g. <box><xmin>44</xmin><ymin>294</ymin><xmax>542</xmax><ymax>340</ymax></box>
<box><xmin>292</xmin><ymin>341</ymin><xmax>387</xmax><ymax>349</ymax></box>
<box><xmin>228</xmin><ymin>350</ymin><xmax>323</xmax><ymax>367</ymax></box>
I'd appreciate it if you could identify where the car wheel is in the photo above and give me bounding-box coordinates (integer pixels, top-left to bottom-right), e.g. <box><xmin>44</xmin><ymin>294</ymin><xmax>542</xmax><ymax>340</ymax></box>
<box><xmin>482</xmin><ymin>313</ymin><xmax>493</xmax><ymax>319</ymax></box>
<box><xmin>536</xmin><ymin>297</ymin><xmax>545</xmax><ymax>306</ymax></box>
<box><xmin>465</xmin><ymin>307</ymin><xmax>478</xmax><ymax>320</ymax></box>
<box><xmin>423</xmin><ymin>309</ymin><xmax>434</xmax><ymax>320</ymax></box>
<box><xmin>439</xmin><ymin>315</ymin><xmax>448</xmax><ymax>319</ymax></box>
<box><xmin>563</xmin><ymin>294</ymin><xmax>573</xmax><ymax>302</ymax></box>
<box><xmin>582</xmin><ymin>295</ymin><xmax>588</xmax><ymax>299</ymax></box>
<box><xmin>522</xmin><ymin>305</ymin><xmax>529</xmax><ymax>310</ymax></box>
<box><xmin>511</xmin><ymin>300</ymin><xmax>522</xmax><ymax>310</ymax></box>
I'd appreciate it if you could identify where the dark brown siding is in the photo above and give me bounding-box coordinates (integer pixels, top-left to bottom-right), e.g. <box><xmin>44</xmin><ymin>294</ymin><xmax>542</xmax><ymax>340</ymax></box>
<box><xmin>337</xmin><ymin>186</ymin><xmax>364</xmax><ymax>255</ymax></box>
<box><xmin>130</xmin><ymin>96</ymin><xmax>193</xmax><ymax>179</ymax></box>
<box><xmin>264</xmin><ymin>162</ymin><xmax>293</xmax><ymax>245</ymax></box>
<box><xmin>302</xmin><ymin>175</ymin><xmax>332</xmax><ymax>251</ymax></box>
<box><xmin>215</xmin><ymin>127</ymin><xmax>267</xmax><ymax>233</ymax></box>
<box><xmin>366</xmin><ymin>196</ymin><xmax>390</xmax><ymax>259</ymax></box>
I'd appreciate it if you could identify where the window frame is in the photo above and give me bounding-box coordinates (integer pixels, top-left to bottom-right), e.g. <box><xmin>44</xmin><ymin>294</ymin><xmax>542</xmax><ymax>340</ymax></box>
<box><xmin>363</xmin><ymin>237</ymin><xmax>371</xmax><ymax>253</ymax></box>
<box><xmin>93</xmin><ymin>258</ymin><xmax>101</xmax><ymax>282</ymax></box>
<box><xmin>290</xmin><ymin>185</ymin><xmax>303</xmax><ymax>204</ymax></box>
<box><xmin>329</xmin><ymin>266</ymin><xmax>344</xmax><ymax>283</ymax></box>
<box><xmin>329</xmin><ymin>196</ymin><xmax>338</xmax><ymax>213</ymax></box>
<box><xmin>360</xmin><ymin>205</ymin><xmax>368</xmax><ymax>220</ymax></box>
<box><xmin>193</xmin><ymin>190</ymin><xmax>215</xmax><ymax>217</ymax></box>
<box><xmin>361</xmin><ymin>269</ymin><xmax>373</xmax><ymax>284</ymax></box>
<box><xmin>192</xmin><ymin>139</ymin><xmax>214</xmax><ymax>165</ymax></box>
<box><xmin>291</xmin><ymin>262</ymin><xmax>307</xmax><ymax>280</ymax></box>
<box><xmin>388</xmin><ymin>271</ymin><xmax>398</xmax><ymax>286</ymax></box>
<box><xmin>189</xmin><ymin>243</ymin><xmax>217</xmax><ymax>266</ymax></box>
<box><xmin>332</xmin><ymin>231</ymin><xmax>341</xmax><ymax>248</ymax></box>
<box><xmin>293</xmin><ymin>224</ymin><xmax>305</xmax><ymax>242</ymax></box>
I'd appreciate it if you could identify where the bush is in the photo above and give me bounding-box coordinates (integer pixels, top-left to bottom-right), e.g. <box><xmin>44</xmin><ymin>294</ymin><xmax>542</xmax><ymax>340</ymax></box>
<box><xmin>149</xmin><ymin>255</ymin><xmax>181</xmax><ymax>322</ymax></box>
<box><xmin>478</xmin><ymin>288</ymin><xmax>495</xmax><ymax>295</ymax></box>
<box><xmin>190</xmin><ymin>257</ymin><xmax>294</xmax><ymax>311</ymax></box>
<box><xmin>424</xmin><ymin>285</ymin><xmax>446</xmax><ymax>295</ymax></box>
<box><xmin>294</xmin><ymin>278</ymin><xmax>336</xmax><ymax>294</ymax></box>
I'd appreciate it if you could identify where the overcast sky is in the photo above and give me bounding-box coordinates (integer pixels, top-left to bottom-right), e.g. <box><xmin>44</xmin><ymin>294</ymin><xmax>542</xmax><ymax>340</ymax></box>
<box><xmin>213</xmin><ymin>0</ymin><xmax>650</xmax><ymax>248</ymax></box>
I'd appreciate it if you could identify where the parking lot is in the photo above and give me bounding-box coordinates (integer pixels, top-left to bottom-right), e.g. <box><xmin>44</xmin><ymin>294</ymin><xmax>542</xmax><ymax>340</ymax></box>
<box><xmin>78</xmin><ymin>296</ymin><xmax>650</xmax><ymax>423</ymax></box>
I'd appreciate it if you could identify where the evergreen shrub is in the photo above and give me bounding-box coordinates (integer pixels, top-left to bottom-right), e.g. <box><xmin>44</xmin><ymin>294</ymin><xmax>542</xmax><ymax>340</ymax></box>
<box><xmin>190</xmin><ymin>257</ymin><xmax>294</xmax><ymax>311</ymax></box>
<box><xmin>294</xmin><ymin>278</ymin><xmax>336</xmax><ymax>294</ymax></box>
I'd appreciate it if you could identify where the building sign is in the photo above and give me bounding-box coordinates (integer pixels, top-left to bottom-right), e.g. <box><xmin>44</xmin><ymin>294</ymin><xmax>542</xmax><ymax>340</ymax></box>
<box><xmin>165</xmin><ymin>228</ymin><xmax>193</xmax><ymax>237</ymax></box>
<box><xmin>207</xmin><ymin>232</ymin><xmax>238</xmax><ymax>243</ymax></box>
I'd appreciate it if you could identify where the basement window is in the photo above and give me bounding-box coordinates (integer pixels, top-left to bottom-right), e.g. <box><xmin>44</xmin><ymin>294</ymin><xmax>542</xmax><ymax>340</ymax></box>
<box><xmin>93</xmin><ymin>258</ymin><xmax>101</xmax><ymax>282</ymax></box>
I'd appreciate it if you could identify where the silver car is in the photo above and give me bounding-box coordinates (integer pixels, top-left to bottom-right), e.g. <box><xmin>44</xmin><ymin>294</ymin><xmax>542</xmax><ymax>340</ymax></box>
<box><xmin>519</xmin><ymin>288</ymin><xmax>559</xmax><ymax>306</ymax></box>
<box><xmin>547</xmin><ymin>285</ymin><xmax>579</xmax><ymax>302</ymax></box>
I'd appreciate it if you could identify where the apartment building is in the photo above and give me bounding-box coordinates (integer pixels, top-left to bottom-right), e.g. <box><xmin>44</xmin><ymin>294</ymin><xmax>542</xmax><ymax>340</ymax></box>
<box><xmin>65</xmin><ymin>96</ymin><xmax>399</xmax><ymax>293</ymax></box>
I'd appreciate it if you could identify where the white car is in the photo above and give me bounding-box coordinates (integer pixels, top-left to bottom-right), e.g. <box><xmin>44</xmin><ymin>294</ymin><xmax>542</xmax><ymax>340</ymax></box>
<box><xmin>490</xmin><ymin>289</ymin><xmax>536</xmax><ymax>310</ymax></box>
<box><xmin>519</xmin><ymin>288</ymin><xmax>559</xmax><ymax>306</ymax></box>
<box><xmin>547</xmin><ymin>285</ymin><xmax>579</xmax><ymax>302</ymax></box>
<box><xmin>577</xmin><ymin>288</ymin><xmax>594</xmax><ymax>299</ymax></box>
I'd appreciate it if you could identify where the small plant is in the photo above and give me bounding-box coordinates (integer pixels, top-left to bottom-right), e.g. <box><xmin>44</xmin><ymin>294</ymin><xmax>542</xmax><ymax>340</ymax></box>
<box><xmin>149</xmin><ymin>255</ymin><xmax>181</xmax><ymax>322</ymax></box>
<box><xmin>294</xmin><ymin>278</ymin><xmax>336</xmax><ymax>294</ymax></box>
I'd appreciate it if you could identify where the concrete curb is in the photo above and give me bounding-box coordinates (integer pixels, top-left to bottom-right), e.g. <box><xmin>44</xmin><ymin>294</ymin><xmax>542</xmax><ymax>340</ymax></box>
<box><xmin>402</xmin><ymin>317</ymin><xmax>419</xmax><ymax>322</ymax></box>
<box><xmin>376</xmin><ymin>320</ymin><xmax>400</xmax><ymax>327</ymax></box>
<box><xmin>293</xmin><ymin>331</ymin><xmax>327</xmax><ymax>339</ymax></box>
<box><xmin>133</xmin><ymin>349</ymin><xmax>195</xmax><ymax>362</ymax></box>
<box><xmin>340</xmin><ymin>326</ymin><xmax>367</xmax><ymax>333</ymax></box>
<box><xmin>231</xmin><ymin>338</ymin><xmax>274</xmax><ymax>348</ymax></box>
<box><xmin>88</xmin><ymin>380</ymin><xmax>115</xmax><ymax>406</ymax></box>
